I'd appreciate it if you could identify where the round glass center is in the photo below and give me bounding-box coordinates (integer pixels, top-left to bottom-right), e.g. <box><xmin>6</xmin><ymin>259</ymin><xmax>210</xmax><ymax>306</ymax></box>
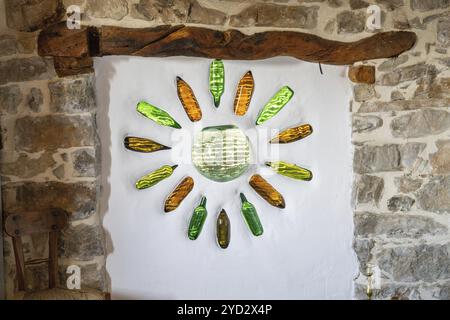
<box><xmin>192</xmin><ymin>125</ymin><xmax>251</xmax><ymax>182</ymax></box>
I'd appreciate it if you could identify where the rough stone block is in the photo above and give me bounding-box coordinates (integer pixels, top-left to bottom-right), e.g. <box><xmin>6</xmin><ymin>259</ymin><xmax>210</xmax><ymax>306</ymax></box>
<box><xmin>358</xmin><ymin>98</ymin><xmax>450</xmax><ymax>113</ymax></box>
<box><xmin>0</xmin><ymin>57</ymin><xmax>55</xmax><ymax>85</ymax></box>
<box><xmin>133</xmin><ymin>0</ymin><xmax>226</xmax><ymax>25</ymax></box>
<box><xmin>387</xmin><ymin>195</ymin><xmax>415</xmax><ymax>212</ymax></box>
<box><xmin>399</xmin><ymin>143</ymin><xmax>427</xmax><ymax>168</ymax></box>
<box><xmin>354</xmin><ymin>212</ymin><xmax>447</xmax><ymax>238</ymax></box>
<box><xmin>416</xmin><ymin>176</ymin><xmax>450</xmax><ymax>214</ymax></box>
<box><xmin>350</xmin><ymin>0</ymin><xmax>369</xmax><ymax>9</ymax></box>
<box><xmin>378</xmin><ymin>55</ymin><xmax>408</xmax><ymax>72</ymax></box>
<box><xmin>86</xmin><ymin>0</ymin><xmax>128</xmax><ymax>20</ymax></box>
<box><xmin>336</xmin><ymin>11</ymin><xmax>365</xmax><ymax>34</ymax></box>
<box><xmin>352</xmin><ymin>115</ymin><xmax>383</xmax><ymax>133</ymax></box>
<box><xmin>394</xmin><ymin>176</ymin><xmax>423</xmax><ymax>193</ymax></box>
<box><xmin>354</xmin><ymin>144</ymin><xmax>399</xmax><ymax>174</ymax></box>
<box><xmin>52</xmin><ymin>164</ymin><xmax>65</xmax><ymax>180</ymax></box>
<box><xmin>0</xmin><ymin>35</ymin><xmax>18</xmax><ymax>56</ymax></box>
<box><xmin>71</xmin><ymin>148</ymin><xmax>96</xmax><ymax>177</ymax></box>
<box><xmin>381</xmin><ymin>63</ymin><xmax>438</xmax><ymax>86</ymax></box>
<box><xmin>5</xmin><ymin>0</ymin><xmax>64</xmax><ymax>32</ymax></box>
<box><xmin>27</xmin><ymin>88</ymin><xmax>43</xmax><ymax>113</ymax></box>
<box><xmin>229</xmin><ymin>3</ymin><xmax>318</xmax><ymax>28</ymax></box>
<box><xmin>2</xmin><ymin>181</ymin><xmax>97</xmax><ymax>221</ymax></box>
<box><xmin>353</xmin><ymin>237</ymin><xmax>375</xmax><ymax>276</ymax></box>
<box><xmin>49</xmin><ymin>74</ymin><xmax>95</xmax><ymax>113</ymax></box>
<box><xmin>349</xmin><ymin>66</ymin><xmax>376</xmax><ymax>84</ymax></box>
<box><xmin>377</xmin><ymin>243</ymin><xmax>450</xmax><ymax>282</ymax></box>
<box><xmin>59</xmin><ymin>224</ymin><xmax>105</xmax><ymax>261</ymax></box>
<box><xmin>326</xmin><ymin>0</ymin><xmax>342</xmax><ymax>8</ymax></box>
<box><xmin>430</xmin><ymin>140</ymin><xmax>450</xmax><ymax>174</ymax></box>
<box><xmin>0</xmin><ymin>85</ymin><xmax>22</xmax><ymax>115</ymax></box>
<box><xmin>353</xmin><ymin>84</ymin><xmax>376</xmax><ymax>102</ymax></box>
<box><xmin>133</xmin><ymin>0</ymin><xmax>189</xmax><ymax>23</ymax></box>
<box><xmin>391</xmin><ymin>90</ymin><xmax>405</xmax><ymax>101</ymax></box>
<box><xmin>0</xmin><ymin>152</ymin><xmax>55</xmax><ymax>179</ymax></box>
<box><xmin>187</xmin><ymin>1</ymin><xmax>227</xmax><ymax>25</ymax></box>
<box><xmin>352</xmin><ymin>174</ymin><xmax>384</xmax><ymax>206</ymax></box>
<box><xmin>411</xmin><ymin>0</ymin><xmax>450</xmax><ymax>11</ymax></box>
<box><xmin>0</xmin><ymin>33</ymin><xmax>36</xmax><ymax>56</ymax></box>
<box><xmin>354</xmin><ymin>281</ymin><xmax>450</xmax><ymax>300</ymax></box>
<box><xmin>437</xmin><ymin>18</ymin><xmax>450</xmax><ymax>47</ymax></box>
<box><xmin>353</xmin><ymin>143</ymin><xmax>425</xmax><ymax>174</ymax></box>
<box><xmin>16</xmin><ymin>33</ymin><xmax>37</xmax><ymax>54</ymax></box>
<box><xmin>376</xmin><ymin>0</ymin><xmax>404</xmax><ymax>10</ymax></box>
<box><xmin>391</xmin><ymin>109</ymin><xmax>450</xmax><ymax>138</ymax></box>
<box><xmin>15</xmin><ymin>114</ymin><xmax>96</xmax><ymax>152</ymax></box>
<box><xmin>415</xmin><ymin>76</ymin><xmax>450</xmax><ymax>99</ymax></box>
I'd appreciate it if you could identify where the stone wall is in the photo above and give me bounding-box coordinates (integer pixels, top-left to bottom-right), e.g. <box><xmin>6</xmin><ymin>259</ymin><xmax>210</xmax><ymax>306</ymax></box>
<box><xmin>0</xmin><ymin>0</ymin><xmax>106</xmax><ymax>297</ymax></box>
<box><xmin>1</xmin><ymin>0</ymin><xmax>450</xmax><ymax>299</ymax></box>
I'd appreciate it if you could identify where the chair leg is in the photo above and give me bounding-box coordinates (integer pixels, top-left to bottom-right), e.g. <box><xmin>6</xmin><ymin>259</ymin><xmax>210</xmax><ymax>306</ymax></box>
<box><xmin>48</xmin><ymin>231</ymin><xmax>58</xmax><ymax>288</ymax></box>
<box><xmin>12</xmin><ymin>237</ymin><xmax>26</xmax><ymax>291</ymax></box>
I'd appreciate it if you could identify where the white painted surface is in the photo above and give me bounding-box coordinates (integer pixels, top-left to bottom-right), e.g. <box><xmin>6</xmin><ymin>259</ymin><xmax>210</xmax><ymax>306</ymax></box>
<box><xmin>95</xmin><ymin>56</ymin><xmax>356</xmax><ymax>299</ymax></box>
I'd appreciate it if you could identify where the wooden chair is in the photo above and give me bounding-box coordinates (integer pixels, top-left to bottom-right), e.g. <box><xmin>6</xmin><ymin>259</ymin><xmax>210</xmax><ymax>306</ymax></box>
<box><xmin>4</xmin><ymin>208</ymin><xmax>109</xmax><ymax>300</ymax></box>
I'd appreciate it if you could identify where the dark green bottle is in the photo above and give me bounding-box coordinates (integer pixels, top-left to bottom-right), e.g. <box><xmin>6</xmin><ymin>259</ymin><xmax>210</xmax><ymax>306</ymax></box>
<box><xmin>188</xmin><ymin>196</ymin><xmax>208</xmax><ymax>240</ymax></box>
<box><xmin>239</xmin><ymin>193</ymin><xmax>263</xmax><ymax>236</ymax></box>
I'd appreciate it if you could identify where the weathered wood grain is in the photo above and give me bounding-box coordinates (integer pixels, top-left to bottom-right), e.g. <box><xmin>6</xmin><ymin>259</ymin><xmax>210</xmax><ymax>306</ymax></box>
<box><xmin>38</xmin><ymin>22</ymin><xmax>98</xmax><ymax>58</ymax></box>
<box><xmin>38</xmin><ymin>24</ymin><xmax>417</xmax><ymax>73</ymax></box>
<box><xmin>53</xmin><ymin>56</ymin><xmax>94</xmax><ymax>77</ymax></box>
<box><xmin>98</xmin><ymin>26</ymin><xmax>416</xmax><ymax>65</ymax></box>
<box><xmin>100</xmin><ymin>25</ymin><xmax>184</xmax><ymax>56</ymax></box>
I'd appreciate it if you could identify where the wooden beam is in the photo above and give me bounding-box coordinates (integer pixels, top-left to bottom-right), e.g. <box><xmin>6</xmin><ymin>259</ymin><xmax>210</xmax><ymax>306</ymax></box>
<box><xmin>38</xmin><ymin>22</ymin><xmax>99</xmax><ymax>58</ymax></box>
<box><xmin>100</xmin><ymin>25</ymin><xmax>184</xmax><ymax>56</ymax></box>
<box><xmin>99</xmin><ymin>26</ymin><xmax>417</xmax><ymax>65</ymax></box>
<box><xmin>53</xmin><ymin>56</ymin><xmax>94</xmax><ymax>77</ymax></box>
<box><xmin>38</xmin><ymin>24</ymin><xmax>417</xmax><ymax>72</ymax></box>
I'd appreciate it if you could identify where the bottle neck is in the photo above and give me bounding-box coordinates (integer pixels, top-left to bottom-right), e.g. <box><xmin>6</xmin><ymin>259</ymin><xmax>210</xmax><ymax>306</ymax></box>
<box><xmin>199</xmin><ymin>196</ymin><xmax>207</xmax><ymax>207</ymax></box>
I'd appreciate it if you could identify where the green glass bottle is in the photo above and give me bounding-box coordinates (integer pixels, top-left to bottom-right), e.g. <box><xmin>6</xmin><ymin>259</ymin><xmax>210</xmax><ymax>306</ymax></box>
<box><xmin>255</xmin><ymin>86</ymin><xmax>294</xmax><ymax>125</ymax></box>
<box><xmin>216</xmin><ymin>209</ymin><xmax>230</xmax><ymax>249</ymax></box>
<box><xmin>188</xmin><ymin>196</ymin><xmax>208</xmax><ymax>240</ymax></box>
<box><xmin>239</xmin><ymin>193</ymin><xmax>263</xmax><ymax>237</ymax></box>
<box><xmin>136</xmin><ymin>101</ymin><xmax>181</xmax><ymax>129</ymax></box>
<box><xmin>135</xmin><ymin>165</ymin><xmax>177</xmax><ymax>190</ymax></box>
<box><xmin>209</xmin><ymin>59</ymin><xmax>225</xmax><ymax>108</ymax></box>
<box><xmin>265</xmin><ymin>161</ymin><xmax>312</xmax><ymax>181</ymax></box>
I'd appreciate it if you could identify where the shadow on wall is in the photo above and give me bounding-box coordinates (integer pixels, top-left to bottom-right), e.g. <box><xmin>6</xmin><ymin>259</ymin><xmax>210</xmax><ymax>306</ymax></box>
<box><xmin>94</xmin><ymin>56</ymin><xmax>123</xmax><ymax>294</ymax></box>
<box><xmin>0</xmin><ymin>177</ymin><xmax>4</xmax><ymax>299</ymax></box>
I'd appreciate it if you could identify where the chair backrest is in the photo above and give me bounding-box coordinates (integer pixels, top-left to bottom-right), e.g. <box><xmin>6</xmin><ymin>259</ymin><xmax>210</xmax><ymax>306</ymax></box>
<box><xmin>4</xmin><ymin>208</ymin><xmax>68</xmax><ymax>291</ymax></box>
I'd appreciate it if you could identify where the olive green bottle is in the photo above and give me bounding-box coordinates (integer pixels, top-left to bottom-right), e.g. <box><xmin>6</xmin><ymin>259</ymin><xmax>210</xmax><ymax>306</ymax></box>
<box><xmin>239</xmin><ymin>193</ymin><xmax>263</xmax><ymax>236</ymax></box>
<box><xmin>124</xmin><ymin>136</ymin><xmax>171</xmax><ymax>153</ymax></box>
<box><xmin>266</xmin><ymin>161</ymin><xmax>312</xmax><ymax>181</ymax></box>
<box><xmin>216</xmin><ymin>209</ymin><xmax>230</xmax><ymax>249</ymax></box>
<box><xmin>135</xmin><ymin>165</ymin><xmax>177</xmax><ymax>190</ymax></box>
<box><xmin>188</xmin><ymin>196</ymin><xmax>208</xmax><ymax>240</ymax></box>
